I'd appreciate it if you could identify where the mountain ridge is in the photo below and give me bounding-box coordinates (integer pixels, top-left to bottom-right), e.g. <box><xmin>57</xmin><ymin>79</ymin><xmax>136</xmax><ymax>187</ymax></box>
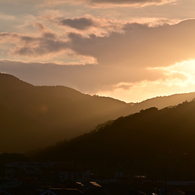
<box><xmin>1</xmin><ymin>72</ymin><xmax>195</xmax><ymax>153</ymax></box>
<box><xmin>31</xmin><ymin>101</ymin><xmax>195</xmax><ymax>180</ymax></box>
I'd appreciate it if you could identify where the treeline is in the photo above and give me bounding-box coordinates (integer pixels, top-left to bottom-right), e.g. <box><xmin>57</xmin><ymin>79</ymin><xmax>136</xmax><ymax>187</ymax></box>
<box><xmin>30</xmin><ymin>101</ymin><xmax>195</xmax><ymax>180</ymax></box>
<box><xmin>0</xmin><ymin>73</ymin><xmax>129</xmax><ymax>152</ymax></box>
<box><xmin>1</xmin><ymin>73</ymin><xmax>195</xmax><ymax>153</ymax></box>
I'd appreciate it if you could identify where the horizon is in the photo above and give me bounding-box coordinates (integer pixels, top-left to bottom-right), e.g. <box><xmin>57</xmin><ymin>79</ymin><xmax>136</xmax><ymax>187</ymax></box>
<box><xmin>2</xmin><ymin>71</ymin><xmax>195</xmax><ymax>104</ymax></box>
<box><xmin>1</xmin><ymin>1</ymin><xmax>195</xmax><ymax>102</ymax></box>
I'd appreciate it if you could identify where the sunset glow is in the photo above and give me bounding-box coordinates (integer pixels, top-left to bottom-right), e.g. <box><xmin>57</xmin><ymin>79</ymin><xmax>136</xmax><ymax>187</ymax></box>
<box><xmin>97</xmin><ymin>60</ymin><xmax>195</xmax><ymax>102</ymax></box>
<box><xmin>1</xmin><ymin>0</ymin><xmax>195</xmax><ymax>102</ymax></box>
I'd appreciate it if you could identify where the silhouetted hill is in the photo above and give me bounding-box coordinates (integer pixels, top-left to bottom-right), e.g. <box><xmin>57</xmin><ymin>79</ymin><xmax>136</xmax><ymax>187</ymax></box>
<box><xmin>0</xmin><ymin>73</ymin><xmax>130</xmax><ymax>152</ymax></box>
<box><xmin>128</xmin><ymin>92</ymin><xmax>195</xmax><ymax>113</ymax></box>
<box><xmin>1</xmin><ymin>72</ymin><xmax>195</xmax><ymax>153</ymax></box>
<box><xmin>31</xmin><ymin>101</ymin><xmax>195</xmax><ymax>180</ymax></box>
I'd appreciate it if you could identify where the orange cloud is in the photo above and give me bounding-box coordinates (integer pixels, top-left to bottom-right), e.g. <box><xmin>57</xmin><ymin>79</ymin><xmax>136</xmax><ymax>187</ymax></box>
<box><xmin>2</xmin><ymin>19</ymin><xmax>195</xmax><ymax>68</ymax></box>
<box><xmin>60</xmin><ymin>0</ymin><xmax>177</xmax><ymax>7</ymax></box>
<box><xmin>68</xmin><ymin>19</ymin><xmax>195</xmax><ymax>68</ymax></box>
<box><xmin>85</xmin><ymin>0</ymin><xmax>177</xmax><ymax>7</ymax></box>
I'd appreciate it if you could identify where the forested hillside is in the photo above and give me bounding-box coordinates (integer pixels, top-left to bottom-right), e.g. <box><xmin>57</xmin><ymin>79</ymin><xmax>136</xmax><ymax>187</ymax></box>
<box><xmin>0</xmin><ymin>73</ymin><xmax>129</xmax><ymax>152</ymax></box>
<box><xmin>31</xmin><ymin>101</ymin><xmax>195</xmax><ymax>180</ymax></box>
<box><xmin>1</xmin><ymin>72</ymin><xmax>195</xmax><ymax>153</ymax></box>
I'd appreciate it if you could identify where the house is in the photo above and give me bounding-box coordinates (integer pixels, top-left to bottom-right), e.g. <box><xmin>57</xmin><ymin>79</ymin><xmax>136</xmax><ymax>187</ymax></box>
<box><xmin>5</xmin><ymin>162</ymin><xmax>91</xmax><ymax>184</ymax></box>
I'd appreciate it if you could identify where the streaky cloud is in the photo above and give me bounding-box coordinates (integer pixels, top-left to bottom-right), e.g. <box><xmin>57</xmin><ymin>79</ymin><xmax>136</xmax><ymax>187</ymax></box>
<box><xmin>67</xmin><ymin>0</ymin><xmax>177</xmax><ymax>7</ymax></box>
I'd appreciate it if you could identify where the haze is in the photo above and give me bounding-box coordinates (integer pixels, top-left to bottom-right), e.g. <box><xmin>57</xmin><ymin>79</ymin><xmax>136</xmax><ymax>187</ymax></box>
<box><xmin>1</xmin><ymin>0</ymin><xmax>195</xmax><ymax>102</ymax></box>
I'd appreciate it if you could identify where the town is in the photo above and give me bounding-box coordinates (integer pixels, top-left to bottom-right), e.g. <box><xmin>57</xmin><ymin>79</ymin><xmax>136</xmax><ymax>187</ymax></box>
<box><xmin>1</xmin><ymin>161</ymin><xmax>195</xmax><ymax>195</ymax></box>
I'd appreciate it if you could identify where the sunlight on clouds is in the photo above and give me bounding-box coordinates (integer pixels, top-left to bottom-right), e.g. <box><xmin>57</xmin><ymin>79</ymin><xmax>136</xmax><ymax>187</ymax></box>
<box><xmin>41</xmin><ymin>0</ymin><xmax>179</xmax><ymax>9</ymax></box>
<box><xmin>157</xmin><ymin>59</ymin><xmax>195</xmax><ymax>85</ymax></box>
<box><xmin>166</xmin><ymin>59</ymin><xmax>195</xmax><ymax>73</ymax></box>
<box><xmin>60</xmin><ymin>0</ymin><xmax>178</xmax><ymax>7</ymax></box>
<box><xmin>121</xmin><ymin>17</ymin><xmax>178</xmax><ymax>27</ymax></box>
<box><xmin>97</xmin><ymin>60</ymin><xmax>195</xmax><ymax>103</ymax></box>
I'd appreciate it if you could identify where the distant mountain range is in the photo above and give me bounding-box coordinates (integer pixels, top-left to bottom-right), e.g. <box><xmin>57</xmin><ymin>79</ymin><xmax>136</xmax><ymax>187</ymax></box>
<box><xmin>32</xmin><ymin>101</ymin><xmax>195</xmax><ymax>180</ymax></box>
<box><xmin>1</xmin><ymin>72</ymin><xmax>195</xmax><ymax>153</ymax></box>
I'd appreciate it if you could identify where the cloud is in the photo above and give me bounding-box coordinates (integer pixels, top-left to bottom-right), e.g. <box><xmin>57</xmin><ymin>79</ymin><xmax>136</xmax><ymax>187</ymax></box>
<box><xmin>33</xmin><ymin>22</ymin><xmax>57</xmax><ymax>39</ymax></box>
<box><xmin>67</xmin><ymin>19</ymin><xmax>195</xmax><ymax>68</ymax></box>
<box><xmin>96</xmin><ymin>68</ymin><xmax>195</xmax><ymax>103</ymax></box>
<box><xmin>12</xmin><ymin>40</ymin><xmax>68</xmax><ymax>58</ymax></box>
<box><xmin>2</xmin><ymin>19</ymin><xmax>195</xmax><ymax>69</ymax></box>
<box><xmin>56</xmin><ymin>16</ymin><xmax>96</xmax><ymax>30</ymax></box>
<box><xmin>0</xmin><ymin>23</ymin><xmax>69</xmax><ymax>59</ymax></box>
<box><xmin>1</xmin><ymin>18</ymin><xmax>195</xmax><ymax>70</ymax></box>
<box><xmin>59</xmin><ymin>0</ymin><xmax>177</xmax><ymax>7</ymax></box>
<box><xmin>85</xmin><ymin>0</ymin><xmax>177</xmax><ymax>7</ymax></box>
<box><xmin>46</xmin><ymin>15</ymin><xmax>125</xmax><ymax>37</ymax></box>
<box><xmin>0</xmin><ymin>20</ymin><xmax>97</xmax><ymax>64</ymax></box>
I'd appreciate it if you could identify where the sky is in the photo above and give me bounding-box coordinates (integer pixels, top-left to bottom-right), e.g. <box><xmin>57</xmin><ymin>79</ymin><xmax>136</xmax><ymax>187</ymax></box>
<box><xmin>1</xmin><ymin>0</ymin><xmax>195</xmax><ymax>102</ymax></box>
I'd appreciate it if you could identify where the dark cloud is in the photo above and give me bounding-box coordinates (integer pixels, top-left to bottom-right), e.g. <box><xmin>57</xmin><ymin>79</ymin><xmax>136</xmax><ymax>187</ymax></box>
<box><xmin>47</xmin><ymin>15</ymin><xmax>124</xmax><ymax>37</ymax></box>
<box><xmin>56</xmin><ymin>17</ymin><xmax>96</xmax><ymax>30</ymax></box>
<box><xmin>0</xmin><ymin>24</ymin><xmax>69</xmax><ymax>58</ymax></box>
<box><xmin>13</xmin><ymin>39</ymin><xmax>68</xmax><ymax>57</ymax></box>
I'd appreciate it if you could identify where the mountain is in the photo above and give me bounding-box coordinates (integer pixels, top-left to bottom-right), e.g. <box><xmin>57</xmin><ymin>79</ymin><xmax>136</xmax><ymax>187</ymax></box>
<box><xmin>130</xmin><ymin>92</ymin><xmax>195</xmax><ymax>111</ymax></box>
<box><xmin>1</xmin><ymin>72</ymin><xmax>195</xmax><ymax>153</ymax></box>
<box><xmin>32</xmin><ymin>101</ymin><xmax>195</xmax><ymax>180</ymax></box>
<box><xmin>0</xmin><ymin>73</ymin><xmax>129</xmax><ymax>152</ymax></box>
